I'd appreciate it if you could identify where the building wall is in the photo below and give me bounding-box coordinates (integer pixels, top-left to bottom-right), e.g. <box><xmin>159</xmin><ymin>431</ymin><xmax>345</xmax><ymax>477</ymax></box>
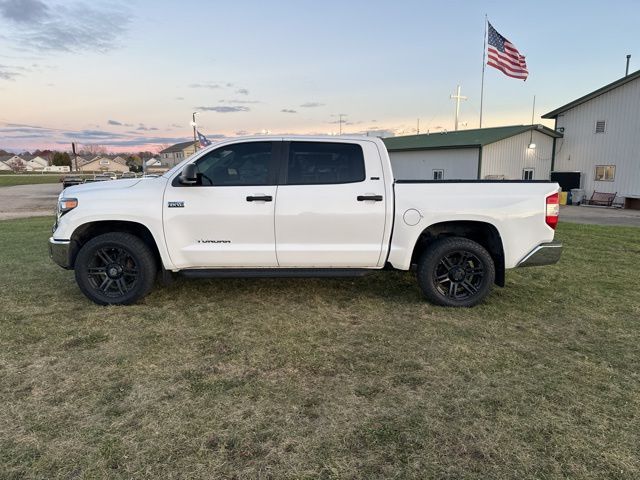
<box><xmin>553</xmin><ymin>78</ymin><xmax>640</xmax><ymax>197</ymax></box>
<box><xmin>481</xmin><ymin>130</ymin><xmax>555</xmax><ymax>180</ymax></box>
<box><xmin>79</xmin><ymin>159</ymin><xmax>129</xmax><ymax>173</ymax></box>
<box><xmin>161</xmin><ymin>144</ymin><xmax>198</xmax><ymax>167</ymax></box>
<box><xmin>388</xmin><ymin>148</ymin><xmax>479</xmax><ymax>180</ymax></box>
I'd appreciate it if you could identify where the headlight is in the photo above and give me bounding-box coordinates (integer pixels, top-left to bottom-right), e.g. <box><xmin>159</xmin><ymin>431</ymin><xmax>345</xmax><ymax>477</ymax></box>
<box><xmin>58</xmin><ymin>198</ymin><xmax>78</xmax><ymax>216</ymax></box>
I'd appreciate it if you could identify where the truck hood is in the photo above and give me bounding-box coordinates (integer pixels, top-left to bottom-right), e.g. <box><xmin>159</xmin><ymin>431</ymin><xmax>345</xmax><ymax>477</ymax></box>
<box><xmin>63</xmin><ymin>178</ymin><xmax>144</xmax><ymax>195</ymax></box>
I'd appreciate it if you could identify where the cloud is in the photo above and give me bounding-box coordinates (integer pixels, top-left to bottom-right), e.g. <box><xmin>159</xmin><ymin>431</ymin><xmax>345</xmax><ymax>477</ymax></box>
<box><xmin>0</xmin><ymin>121</ymin><xmax>217</xmax><ymax>150</ymax></box>
<box><xmin>219</xmin><ymin>99</ymin><xmax>260</xmax><ymax>104</ymax></box>
<box><xmin>175</xmin><ymin>96</ymin><xmax>184</xmax><ymax>100</ymax></box>
<box><xmin>196</xmin><ymin>106</ymin><xmax>250</xmax><ymax>113</ymax></box>
<box><xmin>236</xmin><ymin>88</ymin><xmax>249</xmax><ymax>95</ymax></box>
<box><xmin>62</xmin><ymin>129</ymin><xmax>122</xmax><ymax>140</ymax></box>
<box><xmin>136</xmin><ymin>124</ymin><xmax>159</xmax><ymax>131</ymax></box>
<box><xmin>108</xmin><ymin>119</ymin><xmax>134</xmax><ymax>127</ymax></box>
<box><xmin>281</xmin><ymin>109</ymin><xmax>297</xmax><ymax>114</ymax></box>
<box><xmin>189</xmin><ymin>82</ymin><xmax>222</xmax><ymax>89</ymax></box>
<box><xmin>0</xmin><ymin>64</ymin><xmax>21</xmax><ymax>80</ymax></box>
<box><xmin>300</xmin><ymin>102</ymin><xmax>325</xmax><ymax>108</ymax></box>
<box><xmin>0</xmin><ymin>0</ymin><xmax>131</xmax><ymax>53</ymax></box>
<box><xmin>0</xmin><ymin>0</ymin><xmax>48</xmax><ymax>23</ymax></box>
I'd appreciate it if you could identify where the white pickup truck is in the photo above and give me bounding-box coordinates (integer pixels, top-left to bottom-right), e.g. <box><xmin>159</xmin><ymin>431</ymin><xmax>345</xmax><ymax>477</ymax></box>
<box><xmin>49</xmin><ymin>136</ymin><xmax>562</xmax><ymax>307</ymax></box>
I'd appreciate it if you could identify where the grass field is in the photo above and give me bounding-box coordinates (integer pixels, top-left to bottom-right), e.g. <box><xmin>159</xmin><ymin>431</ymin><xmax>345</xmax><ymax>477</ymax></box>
<box><xmin>1</xmin><ymin>217</ymin><xmax>639</xmax><ymax>479</ymax></box>
<box><xmin>0</xmin><ymin>175</ymin><xmax>63</xmax><ymax>187</ymax></box>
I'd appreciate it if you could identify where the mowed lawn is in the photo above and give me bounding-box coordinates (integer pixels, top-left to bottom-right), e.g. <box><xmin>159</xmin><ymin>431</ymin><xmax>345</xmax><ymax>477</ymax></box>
<box><xmin>1</xmin><ymin>217</ymin><xmax>639</xmax><ymax>479</ymax></box>
<box><xmin>0</xmin><ymin>175</ymin><xmax>63</xmax><ymax>187</ymax></box>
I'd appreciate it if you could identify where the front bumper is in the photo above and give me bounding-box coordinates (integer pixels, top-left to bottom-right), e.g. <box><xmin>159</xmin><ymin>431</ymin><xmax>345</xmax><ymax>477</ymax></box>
<box><xmin>48</xmin><ymin>237</ymin><xmax>71</xmax><ymax>269</ymax></box>
<box><xmin>517</xmin><ymin>241</ymin><xmax>563</xmax><ymax>267</ymax></box>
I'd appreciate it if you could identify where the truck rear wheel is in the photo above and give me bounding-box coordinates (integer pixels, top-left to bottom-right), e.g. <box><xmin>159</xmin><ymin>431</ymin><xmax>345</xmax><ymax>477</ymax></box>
<box><xmin>417</xmin><ymin>237</ymin><xmax>495</xmax><ymax>307</ymax></box>
<box><xmin>74</xmin><ymin>232</ymin><xmax>157</xmax><ymax>305</ymax></box>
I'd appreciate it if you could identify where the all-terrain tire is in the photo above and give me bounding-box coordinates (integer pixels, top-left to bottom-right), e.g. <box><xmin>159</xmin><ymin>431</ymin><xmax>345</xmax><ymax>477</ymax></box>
<box><xmin>74</xmin><ymin>232</ymin><xmax>157</xmax><ymax>305</ymax></box>
<box><xmin>417</xmin><ymin>236</ymin><xmax>495</xmax><ymax>307</ymax></box>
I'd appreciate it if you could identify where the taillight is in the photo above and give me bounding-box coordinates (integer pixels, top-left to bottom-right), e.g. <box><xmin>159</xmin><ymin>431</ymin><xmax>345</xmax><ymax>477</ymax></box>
<box><xmin>545</xmin><ymin>192</ymin><xmax>560</xmax><ymax>229</ymax></box>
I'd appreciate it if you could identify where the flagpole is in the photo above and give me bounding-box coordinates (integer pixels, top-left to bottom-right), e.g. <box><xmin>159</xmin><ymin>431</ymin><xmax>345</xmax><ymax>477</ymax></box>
<box><xmin>479</xmin><ymin>14</ymin><xmax>488</xmax><ymax>128</ymax></box>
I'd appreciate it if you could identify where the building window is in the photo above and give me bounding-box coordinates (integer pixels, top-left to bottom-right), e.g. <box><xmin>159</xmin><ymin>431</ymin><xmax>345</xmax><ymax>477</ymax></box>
<box><xmin>594</xmin><ymin>120</ymin><xmax>606</xmax><ymax>133</ymax></box>
<box><xmin>595</xmin><ymin>165</ymin><xmax>615</xmax><ymax>181</ymax></box>
<box><xmin>522</xmin><ymin>168</ymin><xmax>534</xmax><ymax>180</ymax></box>
<box><xmin>432</xmin><ymin>169</ymin><xmax>444</xmax><ymax>180</ymax></box>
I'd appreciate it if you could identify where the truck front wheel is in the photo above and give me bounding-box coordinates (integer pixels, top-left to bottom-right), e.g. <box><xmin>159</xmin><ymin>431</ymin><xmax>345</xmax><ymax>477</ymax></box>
<box><xmin>74</xmin><ymin>232</ymin><xmax>157</xmax><ymax>305</ymax></box>
<box><xmin>417</xmin><ymin>237</ymin><xmax>495</xmax><ymax>307</ymax></box>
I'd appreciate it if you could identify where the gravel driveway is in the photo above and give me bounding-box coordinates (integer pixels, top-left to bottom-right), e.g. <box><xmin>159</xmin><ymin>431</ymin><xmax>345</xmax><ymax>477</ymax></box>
<box><xmin>0</xmin><ymin>183</ymin><xmax>62</xmax><ymax>220</ymax></box>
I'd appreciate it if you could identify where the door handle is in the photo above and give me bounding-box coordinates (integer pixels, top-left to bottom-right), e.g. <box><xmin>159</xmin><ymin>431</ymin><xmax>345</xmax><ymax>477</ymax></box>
<box><xmin>246</xmin><ymin>195</ymin><xmax>273</xmax><ymax>202</ymax></box>
<box><xmin>357</xmin><ymin>195</ymin><xmax>383</xmax><ymax>202</ymax></box>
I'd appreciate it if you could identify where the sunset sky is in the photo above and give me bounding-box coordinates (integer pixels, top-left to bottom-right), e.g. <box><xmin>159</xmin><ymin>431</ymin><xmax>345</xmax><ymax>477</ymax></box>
<box><xmin>1</xmin><ymin>0</ymin><xmax>639</xmax><ymax>153</ymax></box>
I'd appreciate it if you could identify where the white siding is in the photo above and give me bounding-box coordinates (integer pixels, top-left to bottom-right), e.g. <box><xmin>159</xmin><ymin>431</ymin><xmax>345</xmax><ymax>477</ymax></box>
<box><xmin>389</xmin><ymin>148</ymin><xmax>479</xmax><ymax>180</ymax></box>
<box><xmin>554</xmin><ymin>77</ymin><xmax>640</xmax><ymax>197</ymax></box>
<box><xmin>481</xmin><ymin>130</ymin><xmax>555</xmax><ymax>180</ymax></box>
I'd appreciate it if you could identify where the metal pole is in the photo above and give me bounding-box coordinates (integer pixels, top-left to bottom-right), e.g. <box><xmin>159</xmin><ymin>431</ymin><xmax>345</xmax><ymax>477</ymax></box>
<box><xmin>626</xmin><ymin>54</ymin><xmax>631</xmax><ymax>76</ymax></box>
<box><xmin>192</xmin><ymin>112</ymin><xmax>198</xmax><ymax>152</ymax></box>
<box><xmin>479</xmin><ymin>15</ymin><xmax>488</xmax><ymax>128</ymax></box>
<box><xmin>529</xmin><ymin>95</ymin><xmax>536</xmax><ymax>145</ymax></box>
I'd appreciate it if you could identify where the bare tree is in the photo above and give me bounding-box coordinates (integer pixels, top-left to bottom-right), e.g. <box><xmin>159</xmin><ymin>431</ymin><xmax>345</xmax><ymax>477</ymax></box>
<box><xmin>8</xmin><ymin>158</ymin><xmax>26</xmax><ymax>173</ymax></box>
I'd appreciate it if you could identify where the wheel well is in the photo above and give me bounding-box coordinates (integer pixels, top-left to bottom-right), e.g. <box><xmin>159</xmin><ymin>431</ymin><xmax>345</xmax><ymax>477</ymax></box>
<box><xmin>69</xmin><ymin>220</ymin><xmax>161</xmax><ymax>269</ymax></box>
<box><xmin>411</xmin><ymin>221</ymin><xmax>505</xmax><ymax>287</ymax></box>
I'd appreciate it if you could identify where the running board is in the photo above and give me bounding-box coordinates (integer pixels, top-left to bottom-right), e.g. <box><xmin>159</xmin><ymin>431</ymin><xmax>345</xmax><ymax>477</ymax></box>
<box><xmin>179</xmin><ymin>268</ymin><xmax>373</xmax><ymax>279</ymax></box>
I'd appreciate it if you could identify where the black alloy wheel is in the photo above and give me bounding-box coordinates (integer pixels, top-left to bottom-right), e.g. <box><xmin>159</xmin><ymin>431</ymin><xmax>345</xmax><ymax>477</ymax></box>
<box><xmin>417</xmin><ymin>237</ymin><xmax>495</xmax><ymax>307</ymax></box>
<box><xmin>74</xmin><ymin>232</ymin><xmax>157</xmax><ymax>305</ymax></box>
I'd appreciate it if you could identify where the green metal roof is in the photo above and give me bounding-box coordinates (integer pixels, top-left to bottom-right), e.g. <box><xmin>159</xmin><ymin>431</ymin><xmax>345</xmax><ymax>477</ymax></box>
<box><xmin>383</xmin><ymin>124</ymin><xmax>562</xmax><ymax>152</ymax></box>
<box><xmin>542</xmin><ymin>69</ymin><xmax>640</xmax><ymax>119</ymax></box>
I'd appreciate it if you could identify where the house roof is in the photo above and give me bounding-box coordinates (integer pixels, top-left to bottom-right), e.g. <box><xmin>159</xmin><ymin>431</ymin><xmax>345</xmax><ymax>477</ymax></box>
<box><xmin>542</xmin><ymin>69</ymin><xmax>640</xmax><ymax>119</ymax></box>
<box><xmin>160</xmin><ymin>141</ymin><xmax>195</xmax><ymax>153</ymax></box>
<box><xmin>382</xmin><ymin>124</ymin><xmax>562</xmax><ymax>152</ymax></box>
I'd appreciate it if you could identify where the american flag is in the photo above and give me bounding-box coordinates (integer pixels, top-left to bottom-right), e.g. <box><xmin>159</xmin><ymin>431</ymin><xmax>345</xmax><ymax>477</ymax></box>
<box><xmin>487</xmin><ymin>22</ymin><xmax>528</xmax><ymax>80</ymax></box>
<box><xmin>197</xmin><ymin>130</ymin><xmax>212</xmax><ymax>147</ymax></box>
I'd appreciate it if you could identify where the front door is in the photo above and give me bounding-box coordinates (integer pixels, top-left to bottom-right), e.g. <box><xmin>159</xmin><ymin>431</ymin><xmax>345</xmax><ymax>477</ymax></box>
<box><xmin>275</xmin><ymin>140</ymin><xmax>387</xmax><ymax>267</ymax></box>
<box><xmin>163</xmin><ymin>140</ymin><xmax>280</xmax><ymax>269</ymax></box>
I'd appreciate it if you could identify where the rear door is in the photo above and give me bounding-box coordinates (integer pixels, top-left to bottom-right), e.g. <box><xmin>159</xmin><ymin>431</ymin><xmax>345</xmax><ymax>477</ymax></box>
<box><xmin>163</xmin><ymin>140</ymin><xmax>280</xmax><ymax>268</ymax></box>
<box><xmin>274</xmin><ymin>140</ymin><xmax>387</xmax><ymax>267</ymax></box>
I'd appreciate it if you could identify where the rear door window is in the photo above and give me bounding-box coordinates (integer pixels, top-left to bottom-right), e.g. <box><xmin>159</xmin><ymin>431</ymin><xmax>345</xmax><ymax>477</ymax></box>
<box><xmin>286</xmin><ymin>142</ymin><xmax>365</xmax><ymax>185</ymax></box>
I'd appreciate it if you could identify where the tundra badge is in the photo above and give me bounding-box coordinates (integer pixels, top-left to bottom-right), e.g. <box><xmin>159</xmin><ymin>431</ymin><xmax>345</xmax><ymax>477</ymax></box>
<box><xmin>168</xmin><ymin>201</ymin><xmax>185</xmax><ymax>208</ymax></box>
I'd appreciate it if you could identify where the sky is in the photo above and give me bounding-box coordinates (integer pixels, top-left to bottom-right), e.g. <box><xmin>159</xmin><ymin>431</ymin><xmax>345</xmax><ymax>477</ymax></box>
<box><xmin>1</xmin><ymin>0</ymin><xmax>639</xmax><ymax>153</ymax></box>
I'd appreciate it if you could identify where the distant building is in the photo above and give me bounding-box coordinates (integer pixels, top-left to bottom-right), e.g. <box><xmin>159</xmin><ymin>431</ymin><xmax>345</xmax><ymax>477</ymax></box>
<box><xmin>23</xmin><ymin>155</ymin><xmax>49</xmax><ymax>170</ymax></box>
<box><xmin>383</xmin><ymin>125</ymin><xmax>562</xmax><ymax>181</ymax></box>
<box><xmin>79</xmin><ymin>156</ymin><xmax>129</xmax><ymax>173</ymax></box>
<box><xmin>0</xmin><ymin>158</ymin><xmax>12</xmax><ymax>171</ymax></box>
<box><xmin>0</xmin><ymin>154</ymin><xmax>30</xmax><ymax>172</ymax></box>
<box><xmin>542</xmin><ymin>69</ymin><xmax>640</xmax><ymax>208</ymax></box>
<box><xmin>159</xmin><ymin>141</ymin><xmax>197</xmax><ymax>167</ymax></box>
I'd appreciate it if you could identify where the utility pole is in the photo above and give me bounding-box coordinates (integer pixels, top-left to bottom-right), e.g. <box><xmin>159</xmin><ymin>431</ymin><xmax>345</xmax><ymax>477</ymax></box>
<box><xmin>338</xmin><ymin>114</ymin><xmax>346</xmax><ymax>135</ymax></box>
<box><xmin>450</xmin><ymin>85</ymin><xmax>467</xmax><ymax>131</ymax></box>
<box><xmin>71</xmin><ymin>142</ymin><xmax>78</xmax><ymax>172</ymax></box>
<box><xmin>417</xmin><ymin>118</ymin><xmax>420</xmax><ymax>134</ymax></box>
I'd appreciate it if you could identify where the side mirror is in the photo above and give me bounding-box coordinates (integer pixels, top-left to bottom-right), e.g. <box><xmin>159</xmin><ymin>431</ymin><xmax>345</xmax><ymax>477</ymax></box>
<box><xmin>179</xmin><ymin>164</ymin><xmax>198</xmax><ymax>185</ymax></box>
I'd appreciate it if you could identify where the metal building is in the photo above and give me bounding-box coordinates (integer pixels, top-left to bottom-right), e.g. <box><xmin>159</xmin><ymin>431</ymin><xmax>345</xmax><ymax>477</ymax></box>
<box><xmin>542</xmin><ymin>69</ymin><xmax>640</xmax><ymax>208</ymax></box>
<box><xmin>383</xmin><ymin>125</ymin><xmax>562</xmax><ymax>181</ymax></box>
